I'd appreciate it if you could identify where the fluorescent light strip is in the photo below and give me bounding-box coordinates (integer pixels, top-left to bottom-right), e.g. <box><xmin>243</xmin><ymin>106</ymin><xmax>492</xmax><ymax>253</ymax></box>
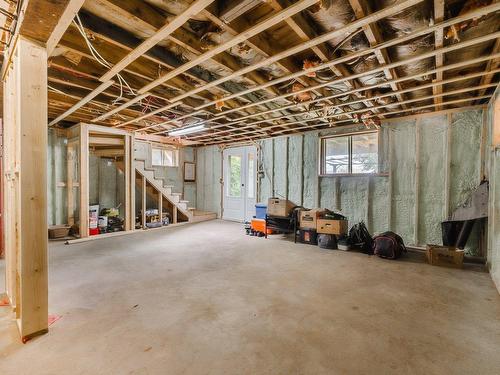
<box><xmin>168</xmin><ymin>124</ymin><xmax>205</xmax><ymax>137</ymax></box>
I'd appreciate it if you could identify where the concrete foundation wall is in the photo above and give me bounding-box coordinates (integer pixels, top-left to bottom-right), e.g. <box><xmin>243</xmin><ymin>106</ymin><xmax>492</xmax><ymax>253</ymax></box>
<box><xmin>196</xmin><ymin>108</ymin><xmax>486</xmax><ymax>255</ymax></box>
<box><xmin>134</xmin><ymin>140</ymin><xmax>196</xmax><ymax>208</ymax></box>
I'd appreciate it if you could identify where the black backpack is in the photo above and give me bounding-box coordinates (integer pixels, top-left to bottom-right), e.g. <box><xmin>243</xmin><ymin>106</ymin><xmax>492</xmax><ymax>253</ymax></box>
<box><xmin>348</xmin><ymin>222</ymin><xmax>373</xmax><ymax>255</ymax></box>
<box><xmin>372</xmin><ymin>232</ymin><xmax>407</xmax><ymax>259</ymax></box>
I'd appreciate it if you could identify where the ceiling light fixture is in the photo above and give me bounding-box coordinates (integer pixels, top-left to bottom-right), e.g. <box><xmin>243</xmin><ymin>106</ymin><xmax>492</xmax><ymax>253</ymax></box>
<box><xmin>168</xmin><ymin>124</ymin><xmax>205</xmax><ymax>137</ymax></box>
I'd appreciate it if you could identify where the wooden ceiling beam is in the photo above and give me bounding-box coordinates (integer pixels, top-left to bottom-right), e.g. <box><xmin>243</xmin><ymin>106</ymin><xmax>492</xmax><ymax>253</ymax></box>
<box><xmin>128</xmin><ymin>0</ymin><xmax>427</xmax><ymax>129</ymax></box>
<box><xmin>99</xmin><ymin>0</ymin><xmax>216</xmax><ymax>82</ymax></box>
<box><xmin>92</xmin><ymin>0</ymin><xmax>286</xmax><ymax>98</ymax></box>
<box><xmin>197</xmin><ymin>31</ymin><xmax>500</xmax><ymax>124</ymax></box>
<box><xmin>475</xmin><ymin>38</ymin><xmax>500</xmax><ymax>102</ymax></box>
<box><xmin>218</xmin><ymin>0</ymin><xmax>263</xmax><ymax>23</ymax></box>
<box><xmin>192</xmin><ymin>94</ymin><xmax>491</xmax><ymax>144</ymax></box>
<box><xmin>138</xmin><ymin>0</ymin><xmax>319</xmax><ymax>93</ymax></box>
<box><xmin>433</xmin><ymin>0</ymin><xmax>445</xmax><ymax>110</ymax></box>
<box><xmin>49</xmin><ymin>81</ymin><xmax>115</xmax><ymax>126</ymax></box>
<box><xmin>348</xmin><ymin>0</ymin><xmax>406</xmax><ymax>109</ymax></box>
<box><xmin>269</xmin><ymin>0</ymin><xmax>375</xmax><ymax>116</ymax></box>
<box><xmin>185</xmin><ymin>70</ymin><xmax>500</xmax><ymax>139</ymax></box>
<box><xmin>46</xmin><ymin>0</ymin><xmax>86</xmax><ymax>56</ymax></box>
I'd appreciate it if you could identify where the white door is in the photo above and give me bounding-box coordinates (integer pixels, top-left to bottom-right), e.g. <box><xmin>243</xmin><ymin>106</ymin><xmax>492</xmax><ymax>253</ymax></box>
<box><xmin>223</xmin><ymin>146</ymin><xmax>257</xmax><ymax>222</ymax></box>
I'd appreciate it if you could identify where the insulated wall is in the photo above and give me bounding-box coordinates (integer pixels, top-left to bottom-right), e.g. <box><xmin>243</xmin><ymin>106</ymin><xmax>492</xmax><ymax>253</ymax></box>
<box><xmin>486</xmin><ymin>90</ymin><xmax>500</xmax><ymax>292</ymax></box>
<box><xmin>196</xmin><ymin>145</ymin><xmax>222</xmax><ymax>216</ymax></box>
<box><xmin>196</xmin><ymin>108</ymin><xmax>486</xmax><ymax>255</ymax></box>
<box><xmin>134</xmin><ymin>141</ymin><xmax>196</xmax><ymax>208</ymax></box>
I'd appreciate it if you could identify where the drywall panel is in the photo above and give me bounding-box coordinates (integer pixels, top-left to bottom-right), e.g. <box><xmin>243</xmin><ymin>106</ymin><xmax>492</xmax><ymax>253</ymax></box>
<box><xmin>273</xmin><ymin>137</ymin><xmax>287</xmax><ymax>199</ymax></box>
<box><xmin>287</xmin><ymin>134</ymin><xmax>303</xmax><ymax>205</ymax></box>
<box><xmin>389</xmin><ymin>120</ymin><xmax>417</xmax><ymax>244</ymax></box>
<box><xmin>417</xmin><ymin>115</ymin><xmax>447</xmax><ymax>245</ymax></box>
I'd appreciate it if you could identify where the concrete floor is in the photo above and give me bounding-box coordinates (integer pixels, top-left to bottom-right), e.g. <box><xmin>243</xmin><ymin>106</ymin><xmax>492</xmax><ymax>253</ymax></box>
<box><xmin>1</xmin><ymin>220</ymin><xmax>500</xmax><ymax>374</ymax></box>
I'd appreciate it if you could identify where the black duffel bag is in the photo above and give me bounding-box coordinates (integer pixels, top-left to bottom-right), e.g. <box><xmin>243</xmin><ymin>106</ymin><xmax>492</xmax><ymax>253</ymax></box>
<box><xmin>372</xmin><ymin>231</ymin><xmax>407</xmax><ymax>259</ymax></box>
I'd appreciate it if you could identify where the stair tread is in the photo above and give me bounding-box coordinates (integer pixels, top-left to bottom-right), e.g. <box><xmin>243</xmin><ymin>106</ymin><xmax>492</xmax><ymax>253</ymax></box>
<box><xmin>179</xmin><ymin>200</ymin><xmax>189</xmax><ymax>203</ymax></box>
<box><xmin>171</xmin><ymin>192</ymin><xmax>182</xmax><ymax>195</ymax></box>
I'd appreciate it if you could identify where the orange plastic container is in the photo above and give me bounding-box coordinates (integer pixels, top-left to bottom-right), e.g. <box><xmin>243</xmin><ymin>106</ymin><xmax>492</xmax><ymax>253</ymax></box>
<box><xmin>251</xmin><ymin>218</ymin><xmax>274</xmax><ymax>235</ymax></box>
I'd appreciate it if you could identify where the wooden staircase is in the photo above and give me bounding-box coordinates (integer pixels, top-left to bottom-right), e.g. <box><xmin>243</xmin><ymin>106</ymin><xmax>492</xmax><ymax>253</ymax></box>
<box><xmin>134</xmin><ymin>157</ymin><xmax>216</xmax><ymax>226</ymax></box>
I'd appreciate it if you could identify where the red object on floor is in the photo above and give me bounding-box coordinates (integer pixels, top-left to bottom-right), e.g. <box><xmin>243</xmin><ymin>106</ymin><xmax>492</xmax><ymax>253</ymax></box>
<box><xmin>89</xmin><ymin>227</ymin><xmax>100</xmax><ymax>236</ymax></box>
<box><xmin>0</xmin><ymin>296</ymin><xmax>9</xmax><ymax>306</ymax></box>
<box><xmin>48</xmin><ymin>314</ymin><xmax>62</xmax><ymax>326</ymax></box>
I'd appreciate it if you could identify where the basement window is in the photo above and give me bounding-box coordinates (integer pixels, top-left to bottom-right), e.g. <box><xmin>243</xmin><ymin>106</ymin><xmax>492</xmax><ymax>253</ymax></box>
<box><xmin>152</xmin><ymin>147</ymin><xmax>179</xmax><ymax>167</ymax></box>
<box><xmin>320</xmin><ymin>132</ymin><xmax>379</xmax><ymax>175</ymax></box>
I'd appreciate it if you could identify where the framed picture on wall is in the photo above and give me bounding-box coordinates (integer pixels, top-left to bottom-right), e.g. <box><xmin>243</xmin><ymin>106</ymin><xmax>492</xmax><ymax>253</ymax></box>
<box><xmin>184</xmin><ymin>162</ymin><xmax>196</xmax><ymax>182</ymax></box>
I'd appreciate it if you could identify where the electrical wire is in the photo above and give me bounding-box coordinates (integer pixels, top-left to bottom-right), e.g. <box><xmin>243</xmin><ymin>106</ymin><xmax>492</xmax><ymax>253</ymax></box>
<box><xmin>72</xmin><ymin>13</ymin><xmax>137</xmax><ymax>104</ymax></box>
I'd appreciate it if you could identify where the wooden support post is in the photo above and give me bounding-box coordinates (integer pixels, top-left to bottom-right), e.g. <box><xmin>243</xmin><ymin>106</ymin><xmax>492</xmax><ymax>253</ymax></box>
<box><xmin>158</xmin><ymin>191</ymin><xmax>163</xmax><ymax>225</ymax></box>
<box><xmin>67</xmin><ymin>141</ymin><xmax>77</xmax><ymax>226</ymax></box>
<box><xmin>130</xmin><ymin>135</ymin><xmax>135</xmax><ymax>230</ymax></box>
<box><xmin>79</xmin><ymin>124</ymin><xmax>89</xmax><ymax>238</ymax></box>
<box><xmin>142</xmin><ymin>175</ymin><xmax>146</xmax><ymax>228</ymax></box>
<box><xmin>124</xmin><ymin>135</ymin><xmax>131</xmax><ymax>231</ymax></box>
<box><xmin>3</xmin><ymin>37</ymin><xmax>48</xmax><ymax>340</ymax></box>
<box><xmin>173</xmin><ymin>206</ymin><xmax>178</xmax><ymax>224</ymax></box>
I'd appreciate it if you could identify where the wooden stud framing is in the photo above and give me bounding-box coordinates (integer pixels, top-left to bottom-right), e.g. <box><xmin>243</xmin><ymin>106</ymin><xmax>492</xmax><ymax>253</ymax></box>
<box><xmin>79</xmin><ymin>123</ymin><xmax>89</xmax><ymax>237</ymax></box>
<box><xmin>3</xmin><ymin>37</ymin><xmax>49</xmax><ymax>340</ymax></box>
<box><xmin>138</xmin><ymin>0</ymin><xmax>318</xmax><ymax>94</ymax></box>
<box><xmin>433</xmin><ymin>0</ymin><xmax>445</xmax><ymax>110</ymax></box>
<box><xmin>142</xmin><ymin>175</ymin><xmax>146</xmax><ymax>228</ymax></box>
<box><xmin>99</xmin><ymin>0</ymin><xmax>216</xmax><ymax>82</ymax></box>
<box><xmin>46</xmin><ymin>0</ymin><xmax>86</xmax><ymax>56</ymax></box>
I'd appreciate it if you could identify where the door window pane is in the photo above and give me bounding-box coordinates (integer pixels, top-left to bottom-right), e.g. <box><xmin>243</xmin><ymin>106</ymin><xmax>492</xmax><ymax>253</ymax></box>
<box><xmin>228</xmin><ymin>155</ymin><xmax>241</xmax><ymax>197</ymax></box>
<box><xmin>352</xmin><ymin>133</ymin><xmax>378</xmax><ymax>173</ymax></box>
<box><xmin>247</xmin><ymin>153</ymin><xmax>255</xmax><ymax>199</ymax></box>
<box><xmin>324</xmin><ymin>137</ymin><xmax>349</xmax><ymax>174</ymax></box>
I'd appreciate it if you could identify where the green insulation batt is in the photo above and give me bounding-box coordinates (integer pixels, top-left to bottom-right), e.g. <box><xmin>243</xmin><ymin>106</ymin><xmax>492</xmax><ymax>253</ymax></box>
<box><xmin>486</xmin><ymin>89</ymin><xmax>500</xmax><ymax>291</ymax></box>
<box><xmin>195</xmin><ymin>108</ymin><xmax>487</xmax><ymax>255</ymax></box>
<box><xmin>48</xmin><ymin>129</ymin><xmax>68</xmax><ymax>225</ymax></box>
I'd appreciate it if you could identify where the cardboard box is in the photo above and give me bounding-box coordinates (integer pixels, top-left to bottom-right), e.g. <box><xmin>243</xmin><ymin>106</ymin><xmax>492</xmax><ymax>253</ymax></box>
<box><xmin>48</xmin><ymin>225</ymin><xmax>71</xmax><ymax>239</ymax></box>
<box><xmin>426</xmin><ymin>245</ymin><xmax>464</xmax><ymax>268</ymax></box>
<box><xmin>267</xmin><ymin>198</ymin><xmax>295</xmax><ymax>217</ymax></box>
<box><xmin>299</xmin><ymin>209</ymin><xmax>326</xmax><ymax>229</ymax></box>
<box><xmin>317</xmin><ymin>219</ymin><xmax>348</xmax><ymax>235</ymax></box>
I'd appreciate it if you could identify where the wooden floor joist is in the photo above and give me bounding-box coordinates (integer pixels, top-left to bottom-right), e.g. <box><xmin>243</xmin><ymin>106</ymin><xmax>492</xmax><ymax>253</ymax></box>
<box><xmin>26</xmin><ymin>0</ymin><xmax>499</xmax><ymax>144</ymax></box>
<box><xmin>135</xmin><ymin>1</ymin><xmax>500</xmax><ymax>133</ymax></box>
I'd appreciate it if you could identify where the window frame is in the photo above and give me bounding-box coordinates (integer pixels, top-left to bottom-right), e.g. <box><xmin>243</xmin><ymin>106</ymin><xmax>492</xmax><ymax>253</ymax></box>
<box><xmin>319</xmin><ymin>131</ymin><xmax>380</xmax><ymax>176</ymax></box>
<box><xmin>151</xmin><ymin>146</ymin><xmax>179</xmax><ymax>167</ymax></box>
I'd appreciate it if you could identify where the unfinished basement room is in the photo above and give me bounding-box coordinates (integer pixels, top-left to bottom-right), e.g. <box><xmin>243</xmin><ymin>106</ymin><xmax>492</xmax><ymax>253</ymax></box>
<box><xmin>1</xmin><ymin>0</ymin><xmax>500</xmax><ymax>373</ymax></box>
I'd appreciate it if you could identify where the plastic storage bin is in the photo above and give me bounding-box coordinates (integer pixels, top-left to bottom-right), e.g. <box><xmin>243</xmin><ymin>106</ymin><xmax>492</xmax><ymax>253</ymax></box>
<box><xmin>255</xmin><ymin>203</ymin><xmax>267</xmax><ymax>219</ymax></box>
